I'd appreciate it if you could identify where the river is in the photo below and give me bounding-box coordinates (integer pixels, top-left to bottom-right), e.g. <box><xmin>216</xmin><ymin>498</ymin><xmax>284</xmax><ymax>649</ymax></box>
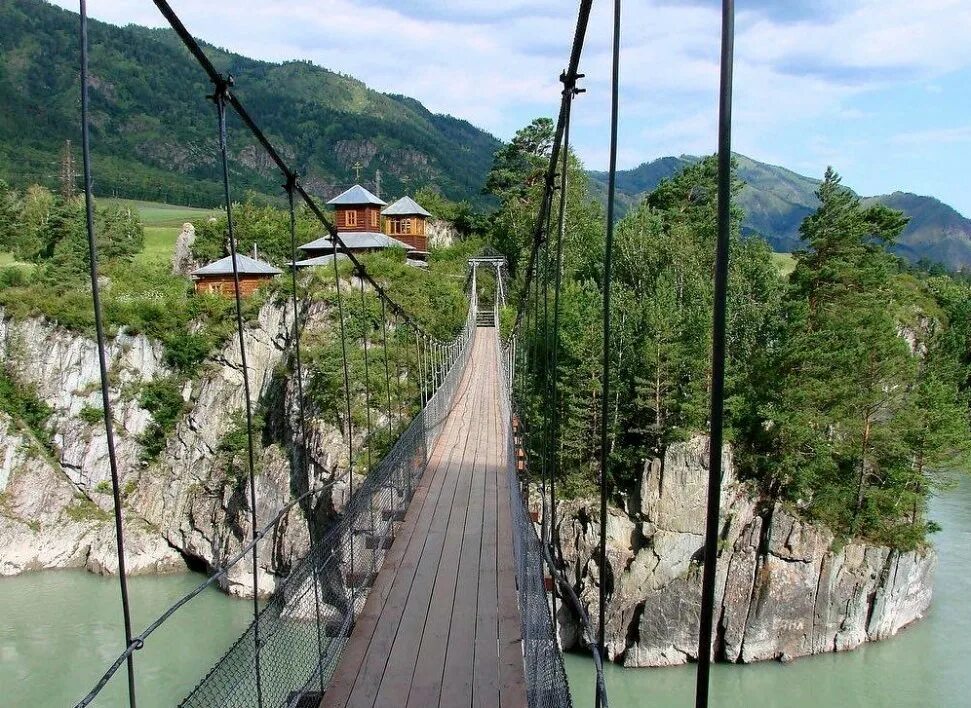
<box><xmin>564</xmin><ymin>474</ymin><xmax>971</xmax><ymax>707</ymax></box>
<box><xmin>1</xmin><ymin>477</ymin><xmax>968</xmax><ymax>706</ymax></box>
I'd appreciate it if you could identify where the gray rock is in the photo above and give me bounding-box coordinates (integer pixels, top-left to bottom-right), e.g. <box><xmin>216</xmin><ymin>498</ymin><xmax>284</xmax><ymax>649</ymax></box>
<box><xmin>171</xmin><ymin>222</ymin><xmax>197</xmax><ymax>276</ymax></box>
<box><xmin>555</xmin><ymin>434</ymin><xmax>936</xmax><ymax>667</ymax></box>
<box><xmin>0</xmin><ymin>300</ymin><xmax>364</xmax><ymax>599</ymax></box>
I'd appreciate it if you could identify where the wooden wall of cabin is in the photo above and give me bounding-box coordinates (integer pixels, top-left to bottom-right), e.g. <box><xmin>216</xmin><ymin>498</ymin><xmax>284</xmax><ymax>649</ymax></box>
<box><xmin>337</xmin><ymin>205</ymin><xmax>381</xmax><ymax>232</ymax></box>
<box><xmin>194</xmin><ymin>274</ymin><xmax>272</xmax><ymax>297</ymax></box>
<box><xmin>395</xmin><ymin>234</ymin><xmax>428</xmax><ymax>251</ymax></box>
<box><xmin>384</xmin><ymin>216</ymin><xmax>427</xmax><ymax>250</ymax></box>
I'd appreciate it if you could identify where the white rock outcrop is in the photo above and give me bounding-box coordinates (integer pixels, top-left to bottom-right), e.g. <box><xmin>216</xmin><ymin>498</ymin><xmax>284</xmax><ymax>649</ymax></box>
<box><xmin>555</xmin><ymin>434</ymin><xmax>936</xmax><ymax>666</ymax></box>
<box><xmin>0</xmin><ymin>302</ymin><xmax>350</xmax><ymax>595</ymax></box>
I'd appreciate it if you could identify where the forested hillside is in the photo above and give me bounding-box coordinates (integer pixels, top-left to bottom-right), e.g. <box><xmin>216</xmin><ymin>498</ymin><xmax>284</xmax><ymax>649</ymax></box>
<box><xmin>498</xmin><ymin>118</ymin><xmax>971</xmax><ymax>550</ymax></box>
<box><xmin>590</xmin><ymin>154</ymin><xmax>971</xmax><ymax>269</ymax></box>
<box><xmin>0</xmin><ymin>0</ymin><xmax>500</xmax><ymax>207</ymax></box>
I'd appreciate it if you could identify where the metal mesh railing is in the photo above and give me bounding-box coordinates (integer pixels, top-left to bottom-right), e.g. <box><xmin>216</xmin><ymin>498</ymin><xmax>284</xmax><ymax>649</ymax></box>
<box><xmin>497</xmin><ymin>332</ymin><xmax>575</xmax><ymax>708</ymax></box>
<box><xmin>179</xmin><ymin>303</ymin><xmax>476</xmax><ymax>708</ymax></box>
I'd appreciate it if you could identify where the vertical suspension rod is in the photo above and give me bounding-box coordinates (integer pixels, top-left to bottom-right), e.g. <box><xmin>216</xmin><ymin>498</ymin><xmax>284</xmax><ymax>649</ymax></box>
<box><xmin>549</xmin><ymin>72</ymin><xmax>579</xmax><ymax>630</ymax></box>
<box><xmin>213</xmin><ymin>82</ymin><xmax>263</xmax><ymax>708</ymax></box>
<box><xmin>331</xmin><ymin>239</ymin><xmax>355</xmax><ymax>617</ymax></box>
<box><xmin>78</xmin><ymin>3</ymin><xmax>137</xmax><ymax>706</ymax></box>
<box><xmin>284</xmin><ymin>179</ymin><xmax>324</xmax><ymax>694</ymax></box>
<box><xmin>696</xmin><ymin>2</ymin><xmax>735</xmax><ymax>706</ymax></box>
<box><xmin>597</xmin><ymin>3</ymin><xmax>622</xmax><ymax>706</ymax></box>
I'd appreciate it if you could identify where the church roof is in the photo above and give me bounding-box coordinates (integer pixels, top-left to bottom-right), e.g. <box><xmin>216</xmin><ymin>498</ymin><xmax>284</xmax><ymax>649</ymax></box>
<box><xmin>292</xmin><ymin>254</ymin><xmax>349</xmax><ymax>268</ymax></box>
<box><xmin>191</xmin><ymin>253</ymin><xmax>282</xmax><ymax>277</ymax></box>
<box><xmin>382</xmin><ymin>196</ymin><xmax>432</xmax><ymax>217</ymax></box>
<box><xmin>327</xmin><ymin>184</ymin><xmax>386</xmax><ymax>207</ymax></box>
<box><xmin>299</xmin><ymin>233</ymin><xmax>411</xmax><ymax>252</ymax></box>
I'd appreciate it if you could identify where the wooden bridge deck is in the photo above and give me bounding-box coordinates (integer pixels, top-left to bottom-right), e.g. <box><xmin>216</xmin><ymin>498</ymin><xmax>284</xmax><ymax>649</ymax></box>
<box><xmin>322</xmin><ymin>328</ymin><xmax>527</xmax><ymax>708</ymax></box>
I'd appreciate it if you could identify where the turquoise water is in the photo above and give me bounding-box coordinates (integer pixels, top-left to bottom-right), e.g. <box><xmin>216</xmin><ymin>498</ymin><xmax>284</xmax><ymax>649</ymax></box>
<box><xmin>0</xmin><ymin>571</ymin><xmax>254</xmax><ymax>707</ymax></box>
<box><xmin>1</xmin><ymin>477</ymin><xmax>967</xmax><ymax>706</ymax></box>
<box><xmin>564</xmin><ymin>475</ymin><xmax>971</xmax><ymax>707</ymax></box>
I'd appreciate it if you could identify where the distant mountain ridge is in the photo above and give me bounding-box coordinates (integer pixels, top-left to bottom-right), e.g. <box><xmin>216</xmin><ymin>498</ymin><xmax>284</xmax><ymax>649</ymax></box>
<box><xmin>589</xmin><ymin>155</ymin><xmax>971</xmax><ymax>270</ymax></box>
<box><xmin>0</xmin><ymin>0</ymin><xmax>501</xmax><ymax>207</ymax></box>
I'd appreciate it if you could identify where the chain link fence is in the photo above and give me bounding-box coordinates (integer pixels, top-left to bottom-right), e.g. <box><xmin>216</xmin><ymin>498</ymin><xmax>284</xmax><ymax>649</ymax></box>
<box><xmin>498</xmin><ymin>332</ymin><xmax>575</xmax><ymax>708</ymax></box>
<box><xmin>179</xmin><ymin>303</ymin><xmax>476</xmax><ymax>708</ymax></box>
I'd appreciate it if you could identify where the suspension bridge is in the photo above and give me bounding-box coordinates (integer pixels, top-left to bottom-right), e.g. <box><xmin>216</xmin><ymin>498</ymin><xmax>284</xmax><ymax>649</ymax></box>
<box><xmin>70</xmin><ymin>0</ymin><xmax>739</xmax><ymax>706</ymax></box>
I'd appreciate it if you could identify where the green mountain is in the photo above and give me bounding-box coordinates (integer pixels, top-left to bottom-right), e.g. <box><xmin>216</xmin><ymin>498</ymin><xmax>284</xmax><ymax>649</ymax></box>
<box><xmin>590</xmin><ymin>155</ymin><xmax>971</xmax><ymax>269</ymax></box>
<box><xmin>861</xmin><ymin>192</ymin><xmax>971</xmax><ymax>268</ymax></box>
<box><xmin>0</xmin><ymin>0</ymin><xmax>501</xmax><ymax>207</ymax></box>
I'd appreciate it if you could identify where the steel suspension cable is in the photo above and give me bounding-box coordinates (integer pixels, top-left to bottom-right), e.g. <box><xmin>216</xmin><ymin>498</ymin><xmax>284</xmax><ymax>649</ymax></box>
<box><xmin>597</xmin><ymin>3</ymin><xmax>622</xmax><ymax>705</ymax></box>
<box><xmin>284</xmin><ymin>179</ymin><xmax>325</xmax><ymax>695</ymax></box>
<box><xmin>548</xmin><ymin>74</ymin><xmax>579</xmax><ymax>631</ymax></box>
<box><xmin>696</xmin><ymin>2</ymin><xmax>735</xmax><ymax>706</ymax></box>
<box><xmin>331</xmin><ymin>244</ymin><xmax>356</xmax><ymax>615</ymax></box>
<box><xmin>78</xmin><ymin>3</ymin><xmax>137</xmax><ymax>705</ymax></box>
<box><xmin>515</xmin><ymin>0</ymin><xmax>594</xmax><ymax>329</ymax></box>
<box><xmin>415</xmin><ymin>332</ymin><xmax>425</xmax><ymax>408</ymax></box>
<box><xmin>212</xmin><ymin>81</ymin><xmax>264</xmax><ymax>708</ymax></box>
<box><xmin>539</xmin><ymin>201</ymin><xmax>554</xmax><ymax>551</ymax></box>
<box><xmin>358</xmin><ymin>274</ymin><xmax>374</xmax><ymax>473</ymax></box>
<box><xmin>380</xmin><ymin>298</ymin><xmax>395</xmax><ymax>432</ymax></box>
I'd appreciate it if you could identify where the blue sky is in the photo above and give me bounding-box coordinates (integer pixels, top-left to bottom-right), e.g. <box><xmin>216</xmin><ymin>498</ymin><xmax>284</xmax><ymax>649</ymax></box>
<box><xmin>54</xmin><ymin>0</ymin><xmax>971</xmax><ymax>215</ymax></box>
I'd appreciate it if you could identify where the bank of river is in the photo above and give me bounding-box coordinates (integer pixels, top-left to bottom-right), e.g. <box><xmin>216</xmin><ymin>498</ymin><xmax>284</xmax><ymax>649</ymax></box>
<box><xmin>565</xmin><ymin>475</ymin><xmax>971</xmax><ymax>707</ymax></box>
<box><xmin>2</xmin><ymin>476</ymin><xmax>968</xmax><ymax>706</ymax></box>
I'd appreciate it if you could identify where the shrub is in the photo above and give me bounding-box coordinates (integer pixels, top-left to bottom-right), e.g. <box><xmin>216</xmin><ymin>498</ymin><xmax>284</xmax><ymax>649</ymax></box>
<box><xmin>137</xmin><ymin>377</ymin><xmax>187</xmax><ymax>461</ymax></box>
<box><xmin>79</xmin><ymin>405</ymin><xmax>104</xmax><ymax>424</ymax></box>
<box><xmin>0</xmin><ymin>369</ymin><xmax>53</xmax><ymax>449</ymax></box>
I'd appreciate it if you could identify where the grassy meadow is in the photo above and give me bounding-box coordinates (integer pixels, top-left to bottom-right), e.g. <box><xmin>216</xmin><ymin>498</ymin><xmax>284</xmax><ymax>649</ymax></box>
<box><xmin>104</xmin><ymin>198</ymin><xmax>218</xmax><ymax>266</ymax></box>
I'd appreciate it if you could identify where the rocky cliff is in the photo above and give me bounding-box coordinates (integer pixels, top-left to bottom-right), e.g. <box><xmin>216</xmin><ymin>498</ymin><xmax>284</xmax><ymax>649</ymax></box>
<box><xmin>0</xmin><ymin>302</ymin><xmax>350</xmax><ymax>596</ymax></box>
<box><xmin>555</xmin><ymin>435</ymin><xmax>936</xmax><ymax>666</ymax></box>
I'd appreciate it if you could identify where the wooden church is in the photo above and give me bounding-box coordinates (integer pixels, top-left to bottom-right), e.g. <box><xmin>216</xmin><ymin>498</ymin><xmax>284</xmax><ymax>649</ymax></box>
<box><xmin>297</xmin><ymin>184</ymin><xmax>433</xmax><ymax>263</ymax></box>
<box><xmin>382</xmin><ymin>196</ymin><xmax>432</xmax><ymax>252</ymax></box>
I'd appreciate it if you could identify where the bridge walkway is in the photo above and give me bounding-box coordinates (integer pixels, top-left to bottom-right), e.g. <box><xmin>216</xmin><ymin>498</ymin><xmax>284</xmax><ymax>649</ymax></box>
<box><xmin>322</xmin><ymin>327</ymin><xmax>527</xmax><ymax>708</ymax></box>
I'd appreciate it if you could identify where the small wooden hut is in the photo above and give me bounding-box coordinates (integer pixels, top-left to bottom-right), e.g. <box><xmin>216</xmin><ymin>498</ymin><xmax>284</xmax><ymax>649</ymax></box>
<box><xmin>329</xmin><ymin>184</ymin><xmax>386</xmax><ymax>232</ymax></box>
<box><xmin>191</xmin><ymin>254</ymin><xmax>282</xmax><ymax>296</ymax></box>
<box><xmin>382</xmin><ymin>196</ymin><xmax>432</xmax><ymax>252</ymax></box>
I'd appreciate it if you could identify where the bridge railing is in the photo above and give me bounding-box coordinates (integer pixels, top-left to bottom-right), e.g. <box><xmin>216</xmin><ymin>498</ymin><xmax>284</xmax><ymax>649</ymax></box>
<box><xmin>498</xmin><ymin>326</ymin><xmax>609</xmax><ymax>708</ymax></box>
<box><xmin>498</xmin><ymin>331</ymin><xmax>573</xmax><ymax>708</ymax></box>
<box><xmin>178</xmin><ymin>298</ymin><xmax>477</xmax><ymax>708</ymax></box>
<box><xmin>75</xmin><ymin>290</ymin><xmax>477</xmax><ymax>708</ymax></box>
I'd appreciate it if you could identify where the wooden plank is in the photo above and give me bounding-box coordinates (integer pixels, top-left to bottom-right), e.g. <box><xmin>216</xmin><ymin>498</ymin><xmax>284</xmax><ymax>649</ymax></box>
<box><xmin>341</xmin><ymin>369</ymin><xmax>480</xmax><ymax>708</ymax></box>
<box><xmin>320</xmin><ymin>454</ymin><xmax>447</xmax><ymax>707</ymax></box>
<box><xmin>321</xmin><ymin>358</ymin><xmax>479</xmax><ymax>708</ymax></box>
<box><xmin>378</xmin><ymin>349</ymin><xmax>487</xmax><ymax>707</ymax></box>
<box><xmin>440</xmin><ymin>334</ymin><xmax>490</xmax><ymax>704</ymax></box>
<box><xmin>322</xmin><ymin>329</ymin><xmax>528</xmax><ymax>708</ymax></box>
<box><xmin>403</xmin><ymin>335</ymin><xmax>489</xmax><ymax>708</ymax></box>
<box><xmin>473</xmin><ymin>340</ymin><xmax>501</xmax><ymax>706</ymax></box>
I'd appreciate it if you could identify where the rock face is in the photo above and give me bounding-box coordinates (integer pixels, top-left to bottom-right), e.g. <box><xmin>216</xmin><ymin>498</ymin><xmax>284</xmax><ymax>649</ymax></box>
<box><xmin>0</xmin><ymin>302</ymin><xmax>351</xmax><ymax>596</ymax></box>
<box><xmin>555</xmin><ymin>435</ymin><xmax>936</xmax><ymax>666</ymax></box>
<box><xmin>426</xmin><ymin>219</ymin><xmax>460</xmax><ymax>248</ymax></box>
<box><xmin>171</xmin><ymin>222</ymin><xmax>197</xmax><ymax>275</ymax></box>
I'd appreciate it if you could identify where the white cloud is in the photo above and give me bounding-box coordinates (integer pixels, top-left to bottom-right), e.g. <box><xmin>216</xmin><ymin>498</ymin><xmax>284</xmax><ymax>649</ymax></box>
<box><xmin>892</xmin><ymin>126</ymin><xmax>971</xmax><ymax>145</ymax></box>
<box><xmin>51</xmin><ymin>0</ymin><xmax>971</xmax><ymax>204</ymax></box>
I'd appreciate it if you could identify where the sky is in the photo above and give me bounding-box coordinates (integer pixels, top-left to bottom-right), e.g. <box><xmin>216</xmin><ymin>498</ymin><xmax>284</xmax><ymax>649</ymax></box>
<box><xmin>52</xmin><ymin>0</ymin><xmax>971</xmax><ymax>215</ymax></box>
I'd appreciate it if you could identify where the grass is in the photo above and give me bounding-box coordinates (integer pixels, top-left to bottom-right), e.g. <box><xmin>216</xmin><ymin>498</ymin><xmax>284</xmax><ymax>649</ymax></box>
<box><xmin>102</xmin><ymin>198</ymin><xmax>217</xmax><ymax>228</ymax></box>
<box><xmin>106</xmin><ymin>198</ymin><xmax>218</xmax><ymax>266</ymax></box>
<box><xmin>136</xmin><ymin>226</ymin><xmax>181</xmax><ymax>266</ymax></box>
<box><xmin>771</xmin><ymin>251</ymin><xmax>796</xmax><ymax>277</ymax></box>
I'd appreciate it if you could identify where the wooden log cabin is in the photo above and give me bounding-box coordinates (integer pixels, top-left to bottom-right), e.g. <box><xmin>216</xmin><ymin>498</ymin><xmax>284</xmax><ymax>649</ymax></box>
<box><xmin>382</xmin><ymin>196</ymin><xmax>432</xmax><ymax>252</ymax></box>
<box><xmin>191</xmin><ymin>254</ymin><xmax>282</xmax><ymax>296</ymax></box>
<box><xmin>329</xmin><ymin>184</ymin><xmax>386</xmax><ymax>233</ymax></box>
<box><xmin>298</xmin><ymin>184</ymin><xmax>410</xmax><ymax>259</ymax></box>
